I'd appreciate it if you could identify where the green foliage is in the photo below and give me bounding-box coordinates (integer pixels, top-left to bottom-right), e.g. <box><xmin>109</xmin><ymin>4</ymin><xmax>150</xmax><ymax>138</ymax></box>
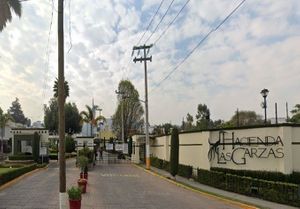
<box><xmin>196</xmin><ymin>104</ymin><xmax>211</xmax><ymax>129</ymax></box>
<box><xmin>152</xmin><ymin>123</ymin><xmax>175</xmax><ymax>135</ymax></box>
<box><xmin>8</xmin><ymin>98</ymin><xmax>29</xmax><ymax>125</ymax></box>
<box><xmin>53</xmin><ymin>78</ymin><xmax>70</xmax><ymax>100</ymax></box>
<box><xmin>197</xmin><ymin>169</ymin><xmax>300</xmax><ymax>207</ymax></box>
<box><xmin>227</xmin><ymin>110</ymin><xmax>264</xmax><ymax>127</ymax></box>
<box><xmin>8</xmin><ymin>155</ymin><xmax>33</xmax><ymax>160</ymax></box>
<box><xmin>32</xmin><ymin>132</ymin><xmax>40</xmax><ymax>162</ymax></box>
<box><xmin>77</xmin><ymin>156</ymin><xmax>89</xmax><ymax>172</ymax></box>
<box><xmin>65</xmin><ymin>135</ymin><xmax>75</xmax><ymax>153</ymax></box>
<box><xmin>78</xmin><ymin>147</ymin><xmax>93</xmax><ymax>163</ymax></box>
<box><xmin>0</xmin><ymin>164</ymin><xmax>39</xmax><ymax>186</ymax></box>
<box><xmin>0</xmin><ymin>0</ymin><xmax>22</xmax><ymax>32</ymax></box>
<box><xmin>67</xmin><ymin>186</ymin><xmax>82</xmax><ymax>200</ymax></box>
<box><xmin>290</xmin><ymin>104</ymin><xmax>300</xmax><ymax>123</ymax></box>
<box><xmin>178</xmin><ymin>164</ymin><xmax>193</xmax><ymax>179</ymax></box>
<box><xmin>80</xmin><ymin>105</ymin><xmax>105</xmax><ymax>137</ymax></box>
<box><xmin>128</xmin><ymin>137</ymin><xmax>132</xmax><ymax>156</ymax></box>
<box><xmin>44</xmin><ymin>99</ymin><xmax>82</xmax><ymax>134</ymax></box>
<box><xmin>170</xmin><ymin>128</ymin><xmax>179</xmax><ymax>177</ymax></box>
<box><xmin>112</xmin><ymin>80</ymin><xmax>144</xmax><ymax>141</ymax></box>
<box><xmin>181</xmin><ymin>113</ymin><xmax>195</xmax><ymax>131</ymax></box>
<box><xmin>211</xmin><ymin>167</ymin><xmax>300</xmax><ymax>184</ymax></box>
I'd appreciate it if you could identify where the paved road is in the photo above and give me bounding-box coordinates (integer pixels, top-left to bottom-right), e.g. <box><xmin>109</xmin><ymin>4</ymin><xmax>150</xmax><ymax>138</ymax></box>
<box><xmin>0</xmin><ymin>160</ymin><xmax>242</xmax><ymax>209</ymax></box>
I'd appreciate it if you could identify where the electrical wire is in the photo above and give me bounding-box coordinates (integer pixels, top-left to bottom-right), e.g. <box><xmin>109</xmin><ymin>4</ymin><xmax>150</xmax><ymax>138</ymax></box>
<box><xmin>153</xmin><ymin>0</ymin><xmax>190</xmax><ymax>46</ymax></box>
<box><xmin>144</xmin><ymin>0</ymin><xmax>175</xmax><ymax>45</ymax></box>
<box><xmin>136</xmin><ymin>0</ymin><xmax>165</xmax><ymax>46</ymax></box>
<box><xmin>150</xmin><ymin>0</ymin><xmax>246</xmax><ymax>93</ymax></box>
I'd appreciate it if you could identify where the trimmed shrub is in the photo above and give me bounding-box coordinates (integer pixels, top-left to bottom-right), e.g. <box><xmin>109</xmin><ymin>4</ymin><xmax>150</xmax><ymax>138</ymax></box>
<box><xmin>8</xmin><ymin>155</ymin><xmax>34</xmax><ymax>161</ymax></box>
<box><xmin>65</xmin><ymin>135</ymin><xmax>76</xmax><ymax>153</ymax></box>
<box><xmin>32</xmin><ymin>132</ymin><xmax>40</xmax><ymax>162</ymax></box>
<box><xmin>197</xmin><ymin>168</ymin><xmax>300</xmax><ymax>207</ymax></box>
<box><xmin>0</xmin><ymin>164</ymin><xmax>39</xmax><ymax>186</ymax></box>
<box><xmin>178</xmin><ymin>164</ymin><xmax>193</xmax><ymax>179</ymax></box>
<box><xmin>211</xmin><ymin>167</ymin><xmax>300</xmax><ymax>184</ymax></box>
<box><xmin>170</xmin><ymin>128</ymin><xmax>179</xmax><ymax>177</ymax></box>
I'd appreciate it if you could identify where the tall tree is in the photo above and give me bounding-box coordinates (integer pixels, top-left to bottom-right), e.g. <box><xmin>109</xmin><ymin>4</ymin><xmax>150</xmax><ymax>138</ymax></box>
<box><xmin>65</xmin><ymin>102</ymin><xmax>82</xmax><ymax>133</ymax></box>
<box><xmin>53</xmin><ymin>78</ymin><xmax>70</xmax><ymax>100</ymax></box>
<box><xmin>195</xmin><ymin>104</ymin><xmax>211</xmax><ymax>129</ymax></box>
<box><xmin>170</xmin><ymin>127</ymin><xmax>179</xmax><ymax>177</ymax></box>
<box><xmin>290</xmin><ymin>104</ymin><xmax>300</xmax><ymax>123</ymax></box>
<box><xmin>80</xmin><ymin>105</ymin><xmax>105</xmax><ymax>137</ymax></box>
<box><xmin>183</xmin><ymin>113</ymin><xmax>194</xmax><ymax>131</ymax></box>
<box><xmin>0</xmin><ymin>0</ymin><xmax>22</xmax><ymax>32</ymax></box>
<box><xmin>112</xmin><ymin>80</ymin><xmax>144</xmax><ymax>142</ymax></box>
<box><xmin>8</xmin><ymin>97</ymin><xmax>29</xmax><ymax>125</ymax></box>
<box><xmin>44</xmin><ymin>99</ymin><xmax>82</xmax><ymax>134</ymax></box>
<box><xmin>0</xmin><ymin>107</ymin><xmax>12</xmax><ymax>154</ymax></box>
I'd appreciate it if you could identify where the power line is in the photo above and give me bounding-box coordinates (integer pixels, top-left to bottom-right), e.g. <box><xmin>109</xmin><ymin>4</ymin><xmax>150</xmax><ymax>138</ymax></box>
<box><xmin>136</xmin><ymin>0</ymin><xmax>165</xmax><ymax>46</ymax></box>
<box><xmin>153</xmin><ymin>0</ymin><xmax>190</xmax><ymax>46</ymax></box>
<box><xmin>144</xmin><ymin>0</ymin><xmax>175</xmax><ymax>45</ymax></box>
<box><xmin>150</xmin><ymin>0</ymin><xmax>246</xmax><ymax>93</ymax></box>
<box><xmin>122</xmin><ymin>0</ymin><xmax>166</xmax><ymax>79</ymax></box>
<box><xmin>42</xmin><ymin>0</ymin><xmax>54</xmax><ymax>103</ymax></box>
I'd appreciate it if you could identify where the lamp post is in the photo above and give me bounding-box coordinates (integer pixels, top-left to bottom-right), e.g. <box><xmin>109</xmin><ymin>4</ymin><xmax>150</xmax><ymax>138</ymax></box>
<box><xmin>260</xmin><ymin>88</ymin><xmax>269</xmax><ymax>124</ymax></box>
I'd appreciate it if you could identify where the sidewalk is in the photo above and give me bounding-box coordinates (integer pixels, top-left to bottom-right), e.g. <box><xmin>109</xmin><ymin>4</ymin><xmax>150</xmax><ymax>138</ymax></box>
<box><xmin>146</xmin><ymin>165</ymin><xmax>298</xmax><ymax>209</ymax></box>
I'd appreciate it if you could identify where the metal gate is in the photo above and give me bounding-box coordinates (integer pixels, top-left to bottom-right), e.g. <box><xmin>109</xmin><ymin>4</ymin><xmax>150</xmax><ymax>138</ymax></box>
<box><xmin>139</xmin><ymin>143</ymin><xmax>146</xmax><ymax>163</ymax></box>
<box><xmin>96</xmin><ymin>151</ymin><xmax>131</xmax><ymax>164</ymax></box>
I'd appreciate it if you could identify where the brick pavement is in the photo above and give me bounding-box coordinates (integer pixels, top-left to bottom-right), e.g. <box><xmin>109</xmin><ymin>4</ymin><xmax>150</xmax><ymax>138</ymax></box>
<box><xmin>0</xmin><ymin>159</ymin><xmax>245</xmax><ymax>209</ymax></box>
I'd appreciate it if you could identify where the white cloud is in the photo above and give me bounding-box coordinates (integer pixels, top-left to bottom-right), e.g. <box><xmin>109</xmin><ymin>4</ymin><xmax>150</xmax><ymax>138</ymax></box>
<box><xmin>0</xmin><ymin>0</ymin><xmax>299</xmax><ymax>128</ymax></box>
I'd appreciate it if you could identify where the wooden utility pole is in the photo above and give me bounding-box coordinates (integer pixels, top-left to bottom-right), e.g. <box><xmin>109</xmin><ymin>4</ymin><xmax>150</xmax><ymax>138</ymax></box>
<box><xmin>58</xmin><ymin>0</ymin><xmax>66</xmax><ymax>208</ymax></box>
<box><xmin>132</xmin><ymin>44</ymin><xmax>153</xmax><ymax>170</ymax></box>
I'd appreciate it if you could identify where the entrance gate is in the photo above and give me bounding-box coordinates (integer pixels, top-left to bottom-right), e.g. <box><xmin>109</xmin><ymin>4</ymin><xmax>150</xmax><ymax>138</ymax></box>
<box><xmin>97</xmin><ymin>151</ymin><xmax>131</xmax><ymax>164</ymax></box>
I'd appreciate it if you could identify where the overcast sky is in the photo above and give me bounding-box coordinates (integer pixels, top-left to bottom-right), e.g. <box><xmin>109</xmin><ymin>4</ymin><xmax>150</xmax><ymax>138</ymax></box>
<box><xmin>0</xmin><ymin>0</ymin><xmax>299</xmax><ymax>126</ymax></box>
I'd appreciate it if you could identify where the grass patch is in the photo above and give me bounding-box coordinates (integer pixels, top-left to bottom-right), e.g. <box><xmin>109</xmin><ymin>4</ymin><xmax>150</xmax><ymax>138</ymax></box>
<box><xmin>0</xmin><ymin>168</ymin><xmax>19</xmax><ymax>175</ymax></box>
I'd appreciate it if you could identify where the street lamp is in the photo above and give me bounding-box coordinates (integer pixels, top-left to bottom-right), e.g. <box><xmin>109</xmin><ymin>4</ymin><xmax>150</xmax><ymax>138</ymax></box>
<box><xmin>260</xmin><ymin>88</ymin><xmax>269</xmax><ymax>124</ymax></box>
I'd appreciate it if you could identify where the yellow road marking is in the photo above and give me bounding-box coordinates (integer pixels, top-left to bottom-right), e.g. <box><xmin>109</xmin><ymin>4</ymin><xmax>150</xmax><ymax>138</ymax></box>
<box><xmin>133</xmin><ymin>164</ymin><xmax>259</xmax><ymax>209</ymax></box>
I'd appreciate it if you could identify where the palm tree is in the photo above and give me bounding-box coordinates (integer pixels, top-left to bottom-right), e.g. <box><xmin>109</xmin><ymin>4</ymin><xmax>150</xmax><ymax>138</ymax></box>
<box><xmin>53</xmin><ymin>78</ymin><xmax>70</xmax><ymax>100</ymax></box>
<box><xmin>0</xmin><ymin>108</ymin><xmax>12</xmax><ymax>154</ymax></box>
<box><xmin>0</xmin><ymin>0</ymin><xmax>22</xmax><ymax>32</ymax></box>
<box><xmin>80</xmin><ymin>105</ymin><xmax>105</xmax><ymax>137</ymax></box>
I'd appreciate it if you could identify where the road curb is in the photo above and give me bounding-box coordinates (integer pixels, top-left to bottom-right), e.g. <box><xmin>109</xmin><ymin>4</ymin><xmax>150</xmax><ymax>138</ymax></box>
<box><xmin>0</xmin><ymin>164</ymin><xmax>49</xmax><ymax>191</ymax></box>
<box><xmin>133</xmin><ymin>164</ymin><xmax>260</xmax><ymax>209</ymax></box>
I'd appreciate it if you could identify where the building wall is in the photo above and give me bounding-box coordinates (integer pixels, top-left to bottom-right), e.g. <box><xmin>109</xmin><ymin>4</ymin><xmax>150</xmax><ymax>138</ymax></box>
<box><xmin>133</xmin><ymin>125</ymin><xmax>300</xmax><ymax>174</ymax></box>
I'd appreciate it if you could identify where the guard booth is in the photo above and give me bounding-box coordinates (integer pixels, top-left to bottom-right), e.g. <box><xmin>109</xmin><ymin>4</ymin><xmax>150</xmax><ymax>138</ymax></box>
<box><xmin>11</xmin><ymin>128</ymin><xmax>49</xmax><ymax>162</ymax></box>
<box><xmin>131</xmin><ymin>135</ymin><xmax>154</xmax><ymax>164</ymax></box>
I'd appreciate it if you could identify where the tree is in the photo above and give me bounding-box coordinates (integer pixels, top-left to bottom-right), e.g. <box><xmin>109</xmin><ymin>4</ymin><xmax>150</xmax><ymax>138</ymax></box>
<box><xmin>195</xmin><ymin>104</ymin><xmax>211</xmax><ymax>129</ymax></box>
<box><xmin>112</xmin><ymin>80</ymin><xmax>144</xmax><ymax>142</ymax></box>
<box><xmin>227</xmin><ymin>110</ymin><xmax>264</xmax><ymax>127</ymax></box>
<box><xmin>170</xmin><ymin>127</ymin><xmax>179</xmax><ymax>177</ymax></box>
<box><xmin>290</xmin><ymin>104</ymin><xmax>300</xmax><ymax>123</ymax></box>
<box><xmin>53</xmin><ymin>78</ymin><xmax>70</xmax><ymax>100</ymax></box>
<box><xmin>65</xmin><ymin>135</ymin><xmax>75</xmax><ymax>153</ymax></box>
<box><xmin>0</xmin><ymin>107</ymin><xmax>12</xmax><ymax>154</ymax></box>
<box><xmin>80</xmin><ymin>105</ymin><xmax>105</xmax><ymax>137</ymax></box>
<box><xmin>44</xmin><ymin>99</ymin><xmax>82</xmax><ymax>134</ymax></box>
<box><xmin>0</xmin><ymin>0</ymin><xmax>22</xmax><ymax>32</ymax></box>
<box><xmin>182</xmin><ymin>113</ymin><xmax>194</xmax><ymax>131</ymax></box>
<box><xmin>65</xmin><ymin>102</ymin><xmax>82</xmax><ymax>133</ymax></box>
<box><xmin>8</xmin><ymin>97</ymin><xmax>29</xmax><ymax>125</ymax></box>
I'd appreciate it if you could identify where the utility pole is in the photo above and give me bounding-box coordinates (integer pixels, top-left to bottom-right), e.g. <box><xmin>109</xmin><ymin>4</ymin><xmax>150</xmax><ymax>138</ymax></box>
<box><xmin>58</xmin><ymin>0</ymin><xmax>66</xmax><ymax>208</ymax></box>
<box><xmin>132</xmin><ymin>44</ymin><xmax>153</xmax><ymax>170</ymax></box>
<box><xmin>115</xmin><ymin>90</ymin><xmax>125</xmax><ymax>144</ymax></box>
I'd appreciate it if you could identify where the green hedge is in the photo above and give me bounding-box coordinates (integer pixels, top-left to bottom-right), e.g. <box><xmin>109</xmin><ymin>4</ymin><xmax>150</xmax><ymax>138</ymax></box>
<box><xmin>150</xmin><ymin>157</ymin><xmax>192</xmax><ymax>178</ymax></box>
<box><xmin>197</xmin><ymin>168</ymin><xmax>300</xmax><ymax>207</ymax></box>
<box><xmin>49</xmin><ymin>152</ymin><xmax>76</xmax><ymax>160</ymax></box>
<box><xmin>211</xmin><ymin>167</ymin><xmax>300</xmax><ymax>184</ymax></box>
<box><xmin>8</xmin><ymin>155</ymin><xmax>34</xmax><ymax>161</ymax></box>
<box><xmin>0</xmin><ymin>164</ymin><xmax>40</xmax><ymax>186</ymax></box>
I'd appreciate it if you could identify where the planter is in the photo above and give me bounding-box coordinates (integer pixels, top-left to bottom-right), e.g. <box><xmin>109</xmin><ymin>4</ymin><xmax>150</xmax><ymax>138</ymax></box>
<box><xmin>69</xmin><ymin>199</ymin><xmax>81</xmax><ymax>209</ymax></box>
<box><xmin>77</xmin><ymin>178</ymin><xmax>87</xmax><ymax>193</ymax></box>
<box><xmin>80</xmin><ymin>172</ymin><xmax>88</xmax><ymax>180</ymax></box>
